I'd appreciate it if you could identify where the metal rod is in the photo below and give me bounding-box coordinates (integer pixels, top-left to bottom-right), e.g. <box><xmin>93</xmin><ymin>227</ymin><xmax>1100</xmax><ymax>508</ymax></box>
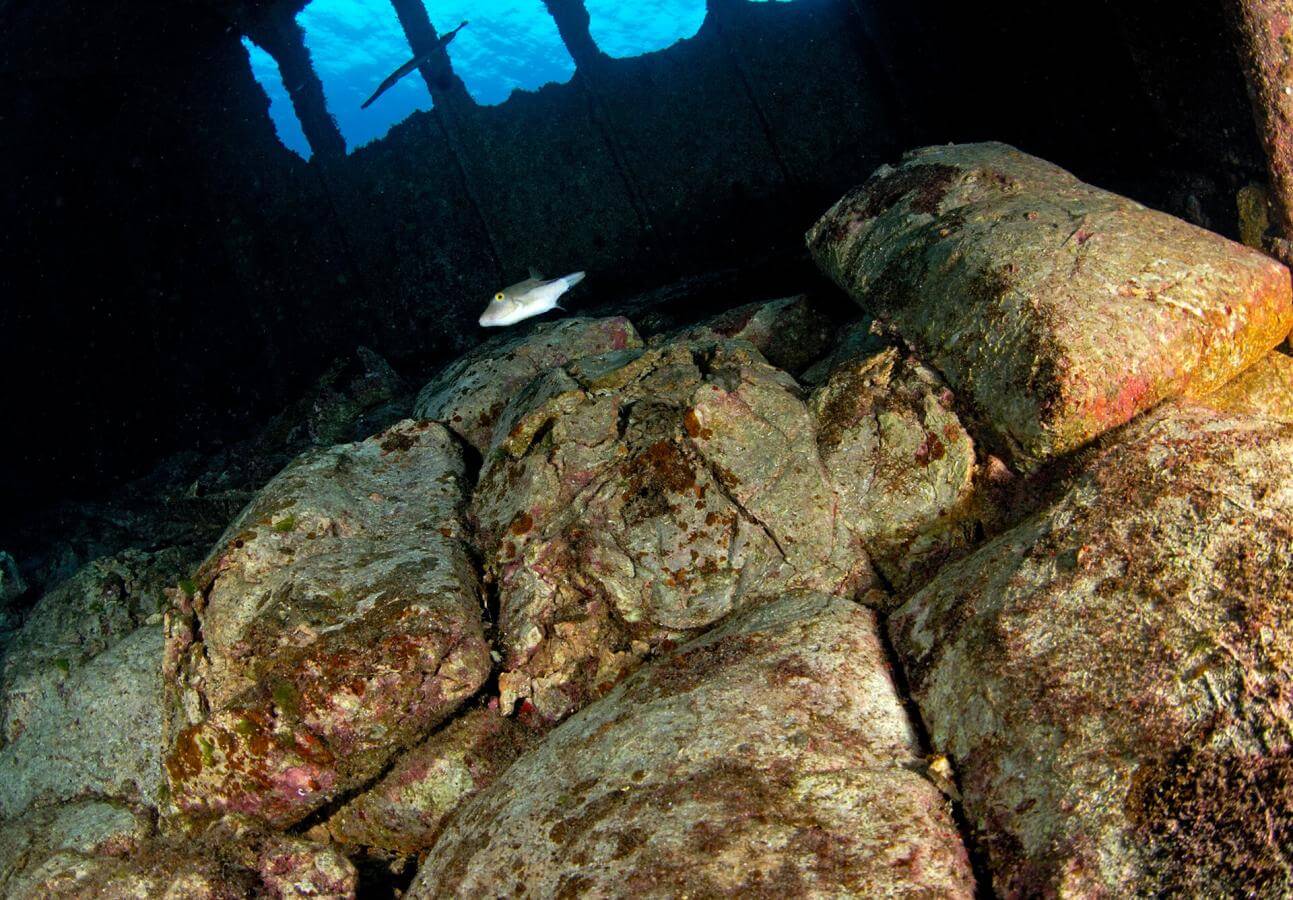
<box><xmin>386</xmin><ymin>0</ymin><xmax>504</xmax><ymax>279</ymax></box>
<box><xmin>247</xmin><ymin>6</ymin><xmax>346</xmax><ymax>162</ymax></box>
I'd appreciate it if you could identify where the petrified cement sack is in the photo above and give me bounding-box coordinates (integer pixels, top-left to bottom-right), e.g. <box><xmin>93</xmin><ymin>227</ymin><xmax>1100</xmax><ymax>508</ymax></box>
<box><xmin>0</xmin><ymin>548</ymin><xmax>196</xmax><ymax>821</ymax></box>
<box><xmin>808</xmin><ymin>142</ymin><xmax>1293</xmax><ymax>466</ymax></box>
<box><xmin>1199</xmin><ymin>347</ymin><xmax>1293</xmax><ymax>422</ymax></box>
<box><xmin>656</xmin><ymin>295</ymin><xmax>838</xmax><ymax>375</ymax></box>
<box><xmin>471</xmin><ymin>339</ymin><xmax>874</xmax><ymax>722</ymax></box>
<box><xmin>5</xmin><ymin>814</ymin><xmax>356</xmax><ymax>899</ymax></box>
<box><xmin>0</xmin><ymin>800</ymin><xmax>152</xmax><ymax>898</ymax></box>
<box><xmin>413</xmin><ymin>316</ymin><xmax>642</xmax><ymax>452</ymax></box>
<box><xmin>326</xmin><ymin>706</ymin><xmax>538</xmax><ymax>855</ymax></box>
<box><xmin>407</xmin><ymin>593</ymin><xmax>974</xmax><ymax>898</ymax></box>
<box><xmin>0</xmin><ymin>548</ymin><xmax>187</xmax><ymax>746</ymax></box>
<box><xmin>810</xmin><ymin>346</ymin><xmax>979</xmax><ymax>593</ymax></box>
<box><xmin>889</xmin><ymin>405</ymin><xmax>1293</xmax><ymax>896</ymax></box>
<box><xmin>163</xmin><ymin>421</ymin><xmax>491</xmax><ymax>829</ymax></box>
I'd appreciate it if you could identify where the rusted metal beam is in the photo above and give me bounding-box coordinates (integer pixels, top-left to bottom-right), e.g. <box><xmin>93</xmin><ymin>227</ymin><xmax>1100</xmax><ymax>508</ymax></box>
<box><xmin>538</xmin><ymin>0</ymin><xmax>654</xmax><ymax>236</ymax></box>
<box><xmin>387</xmin><ymin>0</ymin><xmax>473</xmax><ymax>112</ymax></box>
<box><xmin>542</xmin><ymin>0</ymin><xmax>606</xmax><ymax>72</ymax></box>
<box><xmin>1229</xmin><ymin>0</ymin><xmax>1293</xmax><ymax>262</ymax></box>
<box><xmin>246</xmin><ymin>4</ymin><xmax>346</xmax><ymax>161</ymax></box>
<box><xmin>706</xmin><ymin>0</ymin><xmax>743</xmax><ymax>16</ymax></box>
<box><xmin>386</xmin><ymin>0</ymin><xmax>502</xmax><ymax>279</ymax></box>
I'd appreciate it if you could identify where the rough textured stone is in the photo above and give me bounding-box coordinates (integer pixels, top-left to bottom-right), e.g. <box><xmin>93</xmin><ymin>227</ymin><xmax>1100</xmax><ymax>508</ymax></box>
<box><xmin>163</xmin><ymin>420</ymin><xmax>490</xmax><ymax>829</ymax></box>
<box><xmin>1199</xmin><ymin>346</ymin><xmax>1293</xmax><ymax>421</ymax></box>
<box><xmin>0</xmin><ymin>553</ymin><xmax>175</xmax><ymax>822</ymax></box>
<box><xmin>0</xmin><ymin>625</ymin><xmax>164</xmax><ymax>819</ymax></box>
<box><xmin>300</xmin><ymin>345</ymin><xmax>407</xmax><ymax>447</ymax></box>
<box><xmin>326</xmin><ymin>706</ymin><xmax>538</xmax><ymax>856</ymax></box>
<box><xmin>15</xmin><ymin>850</ymin><xmax>252</xmax><ymax>899</ymax></box>
<box><xmin>7</xmin><ymin>817</ymin><xmax>356</xmax><ymax>899</ymax></box>
<box><xmin>808</xmin><ymin>142</ymin><xmax>1293</xmax><ymax>467</ymax></box>
<box><xmin>0</xmin><ymin>550</ymin><xmax>26</xmax><ymax>607</ymax></box>
<box><xmin>413</xmin><ymin>317</ymin><xmax>642</xmax><ymax>452</ymax></box>
<box><xmin>0</xmin><ymin>801</ymin><xmax>152</xmax><ymax>899</ymax></box>
<box><xmin>408</xmin><ymin>592</ymin><xmax>973</xmax><ymax>898</ymax></box>
<box><xmin>1237</xmin><ymin>182</ymin><xmax>1272</xmax><ymax>250</ymax></box>
<box><xmin>656</xmin><ymin>295</ymin><xmax>837</xmax><ymax>375</ymax></box>
<box><xmin>1229</xmin><ymin>0</ymin><xmax>1293</xmax><ymax>262</ymax></box>
<box><xmin>252</xmin><ymin>832</ymin><xmax>357</xmax><ymax>900</ymax></box>
<box><xmin>0</xmin><ymin>550</ymin><xmax>29</xmax><ymax>656</ymax></box>
<box><xmin>889</xmin><ymin>405</ymin><xmax>1293</xmax><ymax>896</ymax></box>
<box><xmin>798</xmin><ymin>317</ymin><xmax>890</xmax><ymax>387</ymax></box>
<box><xmin>2</xmin><ymin>547</ymin><xmax>188</xmax><ymax>745</ymax></box>
<box><xmin>811</xmin><ymin>347</ymin><xmax>980</xmax><ymax>593</ymax></box>
<box><xmin>472</xmin><ymin>339</ymin><xmax>874</xmax><ymax>722</ymax></box>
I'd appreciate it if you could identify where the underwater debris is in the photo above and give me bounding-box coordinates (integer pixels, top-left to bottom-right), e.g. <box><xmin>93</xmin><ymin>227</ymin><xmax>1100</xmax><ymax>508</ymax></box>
<box><xmin>889</xmin><ymin>404</ymin><xmax>1293</xmax><ymax>897</ymax></box>
<box><xmin>808</xmin><ymin>141</ymin><xmax>1293</xmax><ymax>469</ymax></box>
<box><xmin>406</xmin><ymin>594</ymin><xmax>974</xmax><ymax>898</ymax></box>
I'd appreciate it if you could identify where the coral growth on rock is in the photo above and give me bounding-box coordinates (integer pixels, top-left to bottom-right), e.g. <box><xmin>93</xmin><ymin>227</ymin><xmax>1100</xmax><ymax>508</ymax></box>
<box><xmin>890</xmin><ymin>404</ymin><xmax>1293</xmax><ymax>896</ymax></box>
<box><xmin>407</xmin><ymin>593</ymin><xmax>974</xmax><ymax>898</ymax></box>
<box><xmin>808</xmin><ymin>142</ymin><xmax>1293</xmax><ymax>467</ymax></box>
<box><xmin>3</xmin><ymin>145</ymin><xmax>1292</xmax><ymax>897</ymax></box>
<box><xmin>162</xmin><ymin>420</ymin><xmax>490</xmax><ymax>829</ymax></box>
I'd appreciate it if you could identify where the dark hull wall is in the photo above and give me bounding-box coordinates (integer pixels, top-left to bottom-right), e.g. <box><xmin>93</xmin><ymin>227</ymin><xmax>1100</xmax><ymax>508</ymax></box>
<box><xmin>0</xmin><ymin>0</ymin><xmax>1263</xmax><ymax>515</ymax></box>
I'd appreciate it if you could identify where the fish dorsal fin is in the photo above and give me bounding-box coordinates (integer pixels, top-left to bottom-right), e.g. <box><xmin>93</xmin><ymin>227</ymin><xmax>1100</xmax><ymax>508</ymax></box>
<box><xmin>528</xmin><ymin>266</ymin><xmax>545</xmax><ymax>282</ymax></box>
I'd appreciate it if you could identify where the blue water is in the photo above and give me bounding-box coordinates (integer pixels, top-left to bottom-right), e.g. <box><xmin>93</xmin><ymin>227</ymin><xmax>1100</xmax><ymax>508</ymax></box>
<box><xmin>244</xmin><ymin>0</ymin><xmax>792</xmax><ymax>159</ymax></box>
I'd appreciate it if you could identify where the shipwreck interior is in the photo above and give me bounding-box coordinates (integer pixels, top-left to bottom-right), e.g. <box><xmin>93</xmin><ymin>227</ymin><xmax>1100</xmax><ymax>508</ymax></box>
<box><xmin>0</xmin><ymin>0</ymin><xmax>1264</xmax><ymax>516</ymax></box>
<box><xmin>7</xmin><ymin>2</ymin><xmax>1293</xmax><ymax>896</ymax></box>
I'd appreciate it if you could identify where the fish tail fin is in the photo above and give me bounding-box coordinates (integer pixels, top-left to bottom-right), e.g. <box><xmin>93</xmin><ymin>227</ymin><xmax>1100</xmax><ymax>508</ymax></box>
<box><xmin>564</xmin><ymin>271</ymin><xmax>587</xmax><ymax>288</ymax></box>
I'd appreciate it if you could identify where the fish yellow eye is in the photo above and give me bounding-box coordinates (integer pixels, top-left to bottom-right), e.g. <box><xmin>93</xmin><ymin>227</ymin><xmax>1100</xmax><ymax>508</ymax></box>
<box><xmin>495</xmin><ymin>292</ymin><xmax>505</xmax><ymax>302</ymax></box>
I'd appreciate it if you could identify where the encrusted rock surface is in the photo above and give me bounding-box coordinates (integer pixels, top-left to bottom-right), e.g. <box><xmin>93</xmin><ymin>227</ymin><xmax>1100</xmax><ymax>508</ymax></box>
<box><xmin>811</xmin><ymin>346</ymin><xmax>979</xmax><ymax>593</ymax></box>
<box><xmin>1198</xmin><ymin>346</ymin><xmax>1293</xmax><ymax>422</ymax></box>
<box><xmin>808</xmin><ymin>142</ymin><xmax>1293</xmax><ymax>466</ymax></box>
<box><xmin>889</xmin><ymin>405</ymin><xmax>1293</xmax><ymax>896</ymax></box>
<box><xmin>656</xmin><ymin>295</ymin><xmax>837</xmax><ymax>376</ymax></box>
<box><xmin>0</xmin><ymin>550</ymin><xmax>190</xmax><ymax>820</ymax></box>
<box><xmin>472</xmin><ymin>338</ymin><xmax>873</xmax><ymax>722</ymax></box>
<box><xmin>326</xmin><ymin>706</ymin><xmax>539</xmax><ymax>856</ymax></box>
<box><xmin>413</xmin><ymin>316</ymin><xmax>642</xmax><ymax>452</ymax></box>
<box><xmin>0</xmin><ymin>552</ymin><xmax>25</xmax><ymax>603</ymax></box>
<box><xmin>1</xmin><ymin>547</ymin><xmax>189</xmax><ymax>745</ymax></box>
<box><xmin>0</xmin><ymin>626</ymin><xmax>165</xmax><ymax>820</ymax></box>
<box><xmin>798</xmin><ymin>316</ymin><xmax>889</xmax><ymax>387</ymax></box>
<box><xmin>407</xmin><ymin>593</ymin><xmax>974</xmax><ymax>898</ymax></box>
<box><xmin>6</xmin><ymin>816</ymin><xmax>356</xmax><ymax>899</ymax></box>
<box><xmin>163</xmin><ymin>420</ymin><xmax>490</xmax><ymax>829</ymax></box>
<box><xmin>0</xmin><ymin>800</ymin><xmax>152</xmax><ymax>898</ymax></box>
<box><xmin>0</xmin><ymin>551</ymin><xmax>27</xmax><ymax>639</ymax></box>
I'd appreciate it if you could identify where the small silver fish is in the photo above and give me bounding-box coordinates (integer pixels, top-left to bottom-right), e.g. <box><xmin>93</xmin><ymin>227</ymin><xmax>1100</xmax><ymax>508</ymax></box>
<box><xmin>479</xmin><ymin>268</ymin><xmax>585</xmax><ymax>327</ymax></box>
